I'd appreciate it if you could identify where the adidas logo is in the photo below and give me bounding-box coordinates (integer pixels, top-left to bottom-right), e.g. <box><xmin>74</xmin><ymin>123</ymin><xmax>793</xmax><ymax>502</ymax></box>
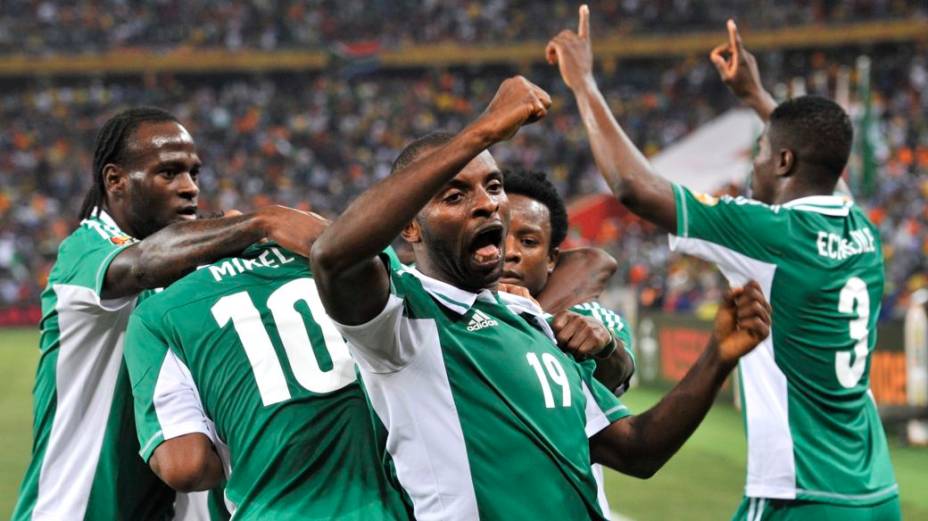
<box><xmin>466</xmin><ymin>309</ymin><xmax>498</xmax><ymax>332</ymax></box>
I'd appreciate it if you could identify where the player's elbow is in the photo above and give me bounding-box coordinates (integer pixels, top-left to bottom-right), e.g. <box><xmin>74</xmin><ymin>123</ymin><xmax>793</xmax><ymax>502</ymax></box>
<box><xmin>150</xmin><ymin>436</ymin><xmax>222</xmax><ymax>492</ymax></box>
<box><xmin>309</xmin><ymin>233</ymin><xmax>348</xmax><ymax>277</ymax></box>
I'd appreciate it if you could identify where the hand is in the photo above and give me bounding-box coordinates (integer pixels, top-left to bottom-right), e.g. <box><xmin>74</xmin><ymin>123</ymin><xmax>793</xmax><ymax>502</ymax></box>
<box><xmin>713</xmin><ymin>280</ymin><xmax>771</xmax><ymax>364</ymax></box>
<box><xmin>550</xmin><ymin>310</ymin><xmax>614</xmax><ymax>359</ymax></box>
<box><xmin>473</xmin><ymin>76</ymin><xmax>551</xmax><ymax>144</ymax></box>
<box><xmin>258</xmin><ymin>205</ymin><xmax>330</xmax><ymax>258</ymax></box>
<box><xmin>709</xmin><ymin>19</ymin><xmax>764</xmax><ymax>101</ymax></box>
<box><xmin>546</xmin><ymin>4</ymin><xmax>594</xmax><ymax>91</ymax></box>
<box><xmin>497</xmin><ymin>283</ymin><xmax>542</xmax><ymax>309</ymax></box>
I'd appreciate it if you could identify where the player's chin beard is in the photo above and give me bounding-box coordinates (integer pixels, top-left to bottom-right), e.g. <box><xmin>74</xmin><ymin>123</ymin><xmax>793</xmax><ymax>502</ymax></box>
<box><xmin>422</xmin><ymin>232</ymin><xmax>499</xmax><ymax>292</ymax></box>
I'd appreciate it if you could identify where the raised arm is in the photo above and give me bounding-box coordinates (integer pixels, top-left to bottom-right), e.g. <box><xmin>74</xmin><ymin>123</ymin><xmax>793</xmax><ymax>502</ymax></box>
<box><xmin>709</xmin><ymin>19</ymin><xmax>777</xmax><ymax>122</ymax></box>
<box><xmin>590</xmin><ymin>281</ymin><xmax>770</xmax><ymax>478</ymax></box>
<box><xmin>546</xmin><ymin>5</ymin><xmax>676</xmax><ymax>232</ymax></box>
<box><xmin>103</xmin><ymin>205</ymin><xmax>325</xmax><ymax>299</ymax></box>
<box><xmin>311</xmin><ymin>77</ymin><xmax>551</xmax><ymax>325</ymax></box>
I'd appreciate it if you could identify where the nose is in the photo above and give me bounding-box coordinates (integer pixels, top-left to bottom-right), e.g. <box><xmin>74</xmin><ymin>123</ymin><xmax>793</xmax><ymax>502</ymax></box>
<box><xmin>504</xmin><ymin>234</ymin><xmax>521</xmax><ymax>264</ymax></box>
<box><xmin>176</xmin><ymin>172</ymin><xmax>199</xmax><ymax>200</ymax></box>
<box><xmin>471</xmin><ymin>186</ymin><xmax>499</xmax><ymax>218</ymax></box>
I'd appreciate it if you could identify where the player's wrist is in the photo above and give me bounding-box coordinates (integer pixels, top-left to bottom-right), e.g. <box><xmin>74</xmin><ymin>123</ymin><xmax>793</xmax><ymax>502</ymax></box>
<box><xmin>594</xmin><ymin>333</ymin><xmax>618</xmax><ymax>360</ymax></box>
<box><xmin>570</xmin><ymin>75</ymin><xmax>598</xmax><ymax>96</ymax></box>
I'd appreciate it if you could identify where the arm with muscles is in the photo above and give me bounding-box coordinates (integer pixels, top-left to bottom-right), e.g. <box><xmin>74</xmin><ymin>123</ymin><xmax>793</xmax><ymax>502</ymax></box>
<box><xmin>546</xmin><ymin>5</ymin><xmax>675</xmax><ymax>232</ymax></box>
<box><xmin>311</xmin><ymin>77</ymin><xmax>551</xmax><ymax>326</ymax></box>
<box><xmin>103</xmin><ymin>206</ymin><xmax>327</xmax><ymax>300</ymax></box>
<box><xmin>589</xmin><ymin>281</ymin><xmax>771</xmax><ymax>478</ymax></box>
<box><xmin>124</xmin><ymin>313</ymin><xmax>224</xmax><ymax>492</ymax></box>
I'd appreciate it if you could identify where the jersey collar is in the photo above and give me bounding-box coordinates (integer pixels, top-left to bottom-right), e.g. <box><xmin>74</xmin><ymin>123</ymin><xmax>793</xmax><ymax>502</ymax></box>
<box><xmin>400</xmin><ymin>266</ymin><xmax>546</xmax><ymax>319</ymax></box>
<box><xmin>781</xmin><ymin>195</ymin><xmax>852</xmax><ymax>216</ymax></box>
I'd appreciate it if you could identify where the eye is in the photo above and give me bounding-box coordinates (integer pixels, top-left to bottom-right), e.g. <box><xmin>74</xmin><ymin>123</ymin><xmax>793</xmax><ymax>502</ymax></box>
<box><xmin>444</xmin><ymin>191</ymin><xmax>464</xmax><ymax>204</ymax></box>
<box><xmin>487</xmin><ymin>180</ymin><xmax>503</xmax><ymax>193</ymax></box>
<box><xmin>521</xmin><ymin>238</ymin><xmax>539</xmax><ymax>247</ymax></box>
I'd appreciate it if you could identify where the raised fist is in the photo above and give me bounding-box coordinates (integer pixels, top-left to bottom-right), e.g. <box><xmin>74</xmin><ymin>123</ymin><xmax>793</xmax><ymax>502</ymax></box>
<box><xmin>474</xmin><ymin>75</ymin><xmax>551</xmax><ymax>144</ymax></box>
<box><xmin>713</xmin><ymin>280</ymin><xmax>771</xmax><ymax>364</ymax></box>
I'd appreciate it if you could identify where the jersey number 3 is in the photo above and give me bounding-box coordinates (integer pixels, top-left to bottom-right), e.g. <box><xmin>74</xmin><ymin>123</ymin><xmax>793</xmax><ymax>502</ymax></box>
<box><xmin>211</xmin><ymin>278</ymin><xmax>356</xmax><ymax>406</ymax></box>
<box><xmin>836</xmin><ymin>277</ymin><xmax>870</xmax><ymax>389</ymax></box>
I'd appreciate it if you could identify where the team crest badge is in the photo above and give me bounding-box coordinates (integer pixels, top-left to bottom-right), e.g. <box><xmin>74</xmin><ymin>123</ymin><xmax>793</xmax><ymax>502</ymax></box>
<box><xmin>695</xmin><ymin>193</ymin><xmax>719</xmax><ymax>206</ymax></box>
<box><xmin>110</xmin><ymin>234</ymin><xmax>134</xmax><ymax>245</ymax></box>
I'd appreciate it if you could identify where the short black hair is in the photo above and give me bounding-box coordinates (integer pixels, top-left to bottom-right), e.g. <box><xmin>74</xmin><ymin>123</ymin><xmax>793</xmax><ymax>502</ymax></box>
<box><xmin>503</xmin><ymin>168</ymin><xmax>568</xmax><ymax>251</ymax></box>
<box><xmin>391</xmin><ymin>131</ymin><xmax>455</xmax><ymax>174</ymax></box>
<box><xmin>768</xmin><ymin>95</ymin><xmax>853</xmax><ymax>180</ymax></box>
<box><xmin>79</xmin><ymin>107</ymin><xmax>179</xmax><ymax>219</ymax></box>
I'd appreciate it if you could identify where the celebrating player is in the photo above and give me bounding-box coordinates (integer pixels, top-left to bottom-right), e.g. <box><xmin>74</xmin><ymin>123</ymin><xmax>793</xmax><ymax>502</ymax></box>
<box><xmin>548</xmin><ymin>6</ymin><xmax>899</xmax><ymax>519</ymax></box>
<box><xmin>122</xmin><ymin>233</ymin><xmax>412</xmax><ymax>520</ymax></box>
<box><xmin>499</xmin><ymin>167</ymin><xmax>635</xmax><ymax>519</ymax></box>
<box><xmin>310</xmin><ymin>75</ymin><xmax>771</xmax><ymax>520</ymax></box>
<box><xmin>13</xmin><ymin>107</ymin><xmax>310</xmax><ymax>521</ymax></box>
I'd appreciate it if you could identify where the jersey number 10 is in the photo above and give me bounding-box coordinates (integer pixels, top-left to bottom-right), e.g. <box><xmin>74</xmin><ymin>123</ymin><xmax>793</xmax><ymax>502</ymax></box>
<box><xmin>211</xmin><ymin>278</ymin><xmax>357</xmax><ymax>406</ymax></box>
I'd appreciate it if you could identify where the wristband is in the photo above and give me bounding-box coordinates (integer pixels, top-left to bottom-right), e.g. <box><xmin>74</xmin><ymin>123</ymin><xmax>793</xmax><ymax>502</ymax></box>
<box><xmin>594</xmin><ymin>334</ymin><xmax>618</xmax><ymax>360</ymax></box>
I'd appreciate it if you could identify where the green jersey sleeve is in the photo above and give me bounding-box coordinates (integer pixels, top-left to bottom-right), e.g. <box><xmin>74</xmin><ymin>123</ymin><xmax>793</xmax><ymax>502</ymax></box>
<box><xmin>56</xmin><ymin>218</ymin><xmax>137</xmax><ymax>310</ymax></box>
<box><xmin>671</xmin><ymin>183</ymin><xmax>788</xmax><ymax>264</ymax></box>
<box><xmin>125</xmin><ymin>311</ymin><xmax>216</xmax><ymax>462</ymax></box>
<box><xmin>579</xmin><ymin>359</ymin><xmax>631</xmax><ymax>436</ymax></box>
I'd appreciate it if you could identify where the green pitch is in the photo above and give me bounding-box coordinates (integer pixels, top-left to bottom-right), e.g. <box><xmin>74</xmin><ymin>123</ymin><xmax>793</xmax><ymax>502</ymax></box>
<box><xmin>1</xmin><ymin>328</ymin><xmax>926</xmax><ymax>519</ymax></box>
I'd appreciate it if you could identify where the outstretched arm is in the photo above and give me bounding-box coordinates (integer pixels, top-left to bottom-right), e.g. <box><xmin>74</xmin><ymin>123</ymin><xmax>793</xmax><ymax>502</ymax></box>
<box><xmin>103</xmin><ymin>206</ymin><xmax>326</xmax><ymax>299</ymax></box>
<box><xmin>590</xmin><ymin>282</ymin><xmax>771</xmax><ymax>478</ymax></box>
<box><xmin>709</xmin><ymin>19</ymin><xmax>777</xmax><ymax>122</ymax></box>
<box><xmin>547</xmin><ymin>5</ymin><xmax>676</xmax><ymax>232</ymax></box>
<box><xmin>311</xmin><ymin>77</ymin><xmax>552</xmax><ymax>326</ymax></box>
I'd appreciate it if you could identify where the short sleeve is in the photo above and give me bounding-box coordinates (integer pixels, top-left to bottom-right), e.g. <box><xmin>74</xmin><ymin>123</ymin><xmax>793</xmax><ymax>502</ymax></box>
<box><xmin>670</xmin><ymin>184</ymin><xmax>782</xmax><ymax>287</ymax></box>
<box><xmin>578</xmin><ymin>360</ymin><xmax>631</xmax><ymax>438</ymax></box>
<box><xmin>331</xmin><ymin>255</ymin><xmax>425</xmax><ymax>374</ymax></box>
<box><xmin>58</xmin><ymin>223</ymin><xmax>136</xmax><ymax>311</ymax></box>
<box><xmin>125</xmin><ymin>312</ymin><xmax>214</xmax><ymax>462</ymax></box>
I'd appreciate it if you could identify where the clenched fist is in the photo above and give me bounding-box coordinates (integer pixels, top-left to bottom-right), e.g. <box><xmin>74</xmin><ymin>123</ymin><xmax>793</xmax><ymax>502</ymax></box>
<box><xmin>713</xmin><ymin>280</ymin><xmax>771</xmax><ymax>365</ymax></box>
<box><xmin>473</xmin><ymin>75</ymin><xmax>551</xmax><ymax>144</ymax></box>
<box><xmin>550</xmin><ymin>309</ymin><xmax>615</xmax><ymax>359</ymax></box>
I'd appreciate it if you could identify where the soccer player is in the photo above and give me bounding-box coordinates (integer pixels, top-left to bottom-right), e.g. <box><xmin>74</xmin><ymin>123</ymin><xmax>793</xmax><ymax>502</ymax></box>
<box><xmin>122</xmin><ymin>233</ymin><xmax>412</xmax><ymax>520</ymax></box>
<box><xmin>548</xmin><ymin>6</ymin><xmax>899</xmax><ymax>519</ymax></box>
<box><xmin>310</xmin><ymin>75</ymin><xmax>771</xmax><ymax>519</ymax></box>
<box><xmin>500</xmin><ymin>168</ymin><xmax>635</xmax><ymax>393</ymax></box>
<box><xmin>500</xmin><ymin>167</ymin><xmax>636</xmax><ymax>518</ymax></box>
<box><xmin>13</xmin><ymin>107</ymin><xmax>309</xmax><ymax>521</ymax></box>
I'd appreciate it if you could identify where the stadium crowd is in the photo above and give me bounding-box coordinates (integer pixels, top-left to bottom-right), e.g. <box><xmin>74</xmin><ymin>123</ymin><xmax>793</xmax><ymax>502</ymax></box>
<box><xmin>1</xmin><ymin>0</ymin><xmax>924</xmax><ymax>54</ymax></box>
<box><xmin>0</xmin><ymin>44</ymin><xmax>925</xmax><ymax>318</ymax></box>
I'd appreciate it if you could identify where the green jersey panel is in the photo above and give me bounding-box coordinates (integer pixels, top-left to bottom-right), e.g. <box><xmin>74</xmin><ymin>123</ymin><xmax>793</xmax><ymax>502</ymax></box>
<box><xmin>13</xmin><ymin>210</ymin><xmax>172</xmax><ymax>521</ymax></box>
<box><xmin>334</xmin><ymin>261</ymin><xmax>629</xmax><ymax>520</ymax></box>
<box><xmin>124</xmin><ymin>243</ymin><xmax>409</xmax><ymax>521</ymax></box>
<box><xmin>671</xmin><ymin>185</ymin><xmax>896</xmax><ymax>506</ymax></box>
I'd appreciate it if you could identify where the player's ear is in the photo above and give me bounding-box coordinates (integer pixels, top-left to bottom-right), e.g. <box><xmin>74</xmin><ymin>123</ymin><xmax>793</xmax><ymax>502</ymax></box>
<box><xmin>103</xmin><ymin>164</ymin><xmax>128</xmax><ymax>198</ymax></box>
<box><xmin>547</xmin><ymin>247</ymin><xmax>560</xmax><ymax>273</ymax></box>
<box><xmin>776</xmin><ymin>148</ymin><xmax>795</xmax><ymax>178</ymax></box>
<box><xmin>401</xmin><ymin>219</ymin><xmax>422</xmax><ymax>244</ymax></box>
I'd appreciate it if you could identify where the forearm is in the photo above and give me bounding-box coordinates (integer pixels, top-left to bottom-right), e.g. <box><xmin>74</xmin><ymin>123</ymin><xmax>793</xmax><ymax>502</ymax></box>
<box><xmin>104</xmin><ymin>214</ymin><xmax>267</xmax><ymax>299</ymax></box>
<box><xmin>151</xmin><ymin>434</ymin><xmax>224</xmax><ymax>492</ymax></box>
<box><xmin>572</xmin><ymin>79</ymin><xmax>676</xmax><ymax>231</ymax></box>
<box><xmin>311</xmin><ymin>127</ymin><xmax>491</xmax><ymax>275</ymax></box>
<box><xmin>592</xmin><ymin>338</ymin><xmax>733</xmax><ymax>477</ymax></box>
<box><xmin>537</xmin><ymin>248</ymin><xmax>616</xmax><ymax>314</ymax></box>
<box><xmin>593</xmin><ymin>345</ymin><xmax>634</xmax><ymax>392</ymax></box>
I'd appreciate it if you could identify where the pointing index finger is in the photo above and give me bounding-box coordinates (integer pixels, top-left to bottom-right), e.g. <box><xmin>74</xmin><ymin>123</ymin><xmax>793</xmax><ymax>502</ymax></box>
<box><xmin>578</xmin><ymin>4</ymin><xmax>590</xmax><ymax>40</ymax></box>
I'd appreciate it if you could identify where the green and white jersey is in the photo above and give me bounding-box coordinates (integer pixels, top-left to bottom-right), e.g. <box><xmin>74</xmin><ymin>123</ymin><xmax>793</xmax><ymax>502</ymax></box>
<box><xmin>333</xmin><ymin>259</ymin><xmax>630</xmax><ymax>521</ymax></box>
<box><xmin>124</xmin><ymin>243</ymin><xmax>410</xmax><ymax>521</ymax></box>
<box><xmin>670</xmin><ymin>184</ymin><xmax>897</xmax><ymax>506</ymax></box>
<box><xmin>566</xmin><ymin>301</ymin><xmax>636</xmax><ymax>395</ymax></box>
<box><xmin>564</xmin><ymin>301</ymin><xmax>635</xmax><ymax>521</ymax></box>
<box><xmin>13</xmin><ymin>210</ymin><xmax>174</xmax><ymax>521</ymax></box>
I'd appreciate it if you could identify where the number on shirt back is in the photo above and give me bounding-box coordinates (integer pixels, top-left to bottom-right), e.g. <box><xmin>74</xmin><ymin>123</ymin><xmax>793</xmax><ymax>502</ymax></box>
<box><xmin>211</xmin><ymin>278</ymin><xmax>356</xmax><ymax>406</ymax></box>
<box><xmin>835</xmin><ymin>277</ymin><xmax>870</xmax><ymax>388</ymax></box>
<box><xmin>526</xmin><ymin>352</ymin><xmax>571</xmax><ymax>408</ymax></box>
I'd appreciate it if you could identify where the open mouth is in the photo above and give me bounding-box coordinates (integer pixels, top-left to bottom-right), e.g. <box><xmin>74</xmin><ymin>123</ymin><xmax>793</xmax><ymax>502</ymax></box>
<box><xmin>469</xmin><ymin>223</ymin><xmax>504</xmax><ymax>267</ymax></box>
<box><xmin>176</xmin><ymin>206</ymin><xmax>198</xmax><ymax>220</ymax></box>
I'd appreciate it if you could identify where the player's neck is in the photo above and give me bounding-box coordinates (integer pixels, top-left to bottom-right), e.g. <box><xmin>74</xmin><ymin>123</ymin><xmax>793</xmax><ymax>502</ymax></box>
<box><xmin>774</xmin><ymin>177</ymin><xmax>837</xmax><ymax>205</ymax></box>
<box><xmin>102</xmin><ymin>201</ymin><xmax>142</xmax><ymax>239</ymax></box>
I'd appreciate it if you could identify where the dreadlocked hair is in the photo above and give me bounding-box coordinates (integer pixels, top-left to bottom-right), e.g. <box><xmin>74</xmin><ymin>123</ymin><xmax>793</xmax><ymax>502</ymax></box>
<box><xmin>79</xmin><ymin>107</ymin><xmax>178</xmax><ymax>220</ymax></box>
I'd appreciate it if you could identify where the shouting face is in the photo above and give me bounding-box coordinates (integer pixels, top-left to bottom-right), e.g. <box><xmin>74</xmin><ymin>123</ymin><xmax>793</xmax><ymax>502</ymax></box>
<box><xmin>404</xmin><ymin>151</ymin><xmax>509</xmax><ymax>291</ymax></box>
